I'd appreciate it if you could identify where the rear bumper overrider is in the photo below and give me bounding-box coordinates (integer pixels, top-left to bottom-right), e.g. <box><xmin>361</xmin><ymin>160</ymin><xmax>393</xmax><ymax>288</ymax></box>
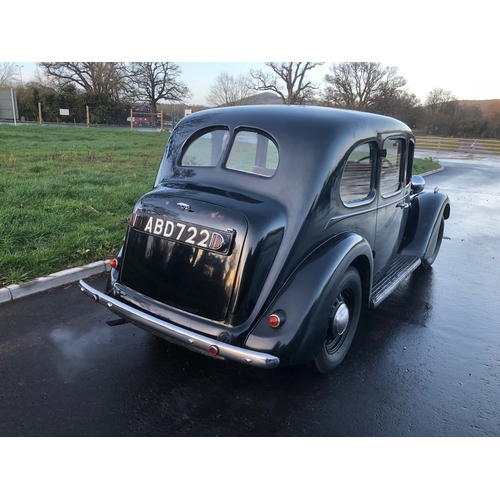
<box><xmin>79</xmin><ymin>280</ymin><xmax>280</xmax><ymax>369</ymax></box>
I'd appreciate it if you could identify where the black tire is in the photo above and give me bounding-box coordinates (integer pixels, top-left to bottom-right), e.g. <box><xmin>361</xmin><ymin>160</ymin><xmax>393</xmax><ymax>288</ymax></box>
<box><xmin>308</xmin><ymin>266</ymin><xmax>362</xmax><ymax>374</ymax></box>
<box><xmin>421</xmin><ymin>218</ymin><xmax>444</xmax><ymax>269</ymax></box>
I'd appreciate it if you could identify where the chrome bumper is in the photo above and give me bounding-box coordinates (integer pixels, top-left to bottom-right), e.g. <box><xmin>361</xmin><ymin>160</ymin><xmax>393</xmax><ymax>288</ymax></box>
<box><xmin>79</xmin><ymin>280</ymin><xmax>280</xmax><ymax>369</ymax></box>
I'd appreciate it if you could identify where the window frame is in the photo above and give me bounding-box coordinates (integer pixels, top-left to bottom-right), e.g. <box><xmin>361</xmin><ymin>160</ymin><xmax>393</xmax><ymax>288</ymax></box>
<box><xmin>380</xmin><ymin>136</ymin><xmax>406</xmax><ymax>199</ymax></box>
<box><xmin>339</xmin><ymin>141</ymin><xmax>377</xmax><ymax>207</ymax></box>
<box><xmin>406</xmin><ymin>139</ymin><xmax>415</xmax><ymax>186</ymax></box>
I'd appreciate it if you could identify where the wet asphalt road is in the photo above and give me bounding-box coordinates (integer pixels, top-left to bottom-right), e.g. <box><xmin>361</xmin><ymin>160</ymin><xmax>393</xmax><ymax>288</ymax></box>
<box><xmin>1</xmin><ymin>156</ymin><xmax>499</xmax><ymax>436</ymax></box>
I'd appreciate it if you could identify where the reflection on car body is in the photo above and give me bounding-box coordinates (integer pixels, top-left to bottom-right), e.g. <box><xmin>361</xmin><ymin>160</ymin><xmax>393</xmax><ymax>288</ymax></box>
<box><xmin>81</xmin><ymin>105</ymin><xmax>450</xmax><ymax>373</ymax></box>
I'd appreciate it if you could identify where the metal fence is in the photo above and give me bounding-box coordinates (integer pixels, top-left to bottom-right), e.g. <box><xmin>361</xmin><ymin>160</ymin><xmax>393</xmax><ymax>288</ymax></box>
<box><xmin>415</xmin><ymin>136</ymin><xmax>500</xmax><ymax>156</ymax></box>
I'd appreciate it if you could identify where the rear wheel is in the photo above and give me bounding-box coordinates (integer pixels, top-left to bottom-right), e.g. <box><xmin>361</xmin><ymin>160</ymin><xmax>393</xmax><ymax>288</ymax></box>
<box><xmin>308</xmin><ymin>266</ymin><xmax>362</xmax><ymax>374</ymax></box>
<box><xmin>422</xmin><ymin>218</ymin><xmax>444</xmax><ymax>268</ymax></box>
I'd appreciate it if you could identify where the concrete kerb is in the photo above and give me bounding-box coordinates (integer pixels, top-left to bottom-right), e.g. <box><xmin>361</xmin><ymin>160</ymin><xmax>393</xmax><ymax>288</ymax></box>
<box><xmin>0</xmin><ymin>260</ymin><xmax>110</xmax><ymax>304</ymax></box>
<box><xmin>421</xmin><ymin>166</ymin><xmax>444</xmax><ymax>176</ymax></box>
<box><xmin>0</xmin><ymin>165</ymin><xmax>448</xmax><ymax>305</ymax></box>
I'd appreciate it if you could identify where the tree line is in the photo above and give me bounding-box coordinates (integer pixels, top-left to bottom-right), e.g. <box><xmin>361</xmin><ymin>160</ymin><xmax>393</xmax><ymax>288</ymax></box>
<box><xmin>207</xmin><ymin>63</ymin><xmax>500</xmax><ymax>139</ymax></box>
<box><xmin>1</xmin><ymin>62</ymin><xmax>499</xmax><ymax>138</ymax></box>
<box><xmin>1</xmin><ymin>62</ymin><xmax>190</xmax><ymax>126</ymax></box>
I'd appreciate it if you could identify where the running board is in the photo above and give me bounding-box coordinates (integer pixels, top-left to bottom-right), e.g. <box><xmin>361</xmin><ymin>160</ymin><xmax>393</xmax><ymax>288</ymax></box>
<box><xmin>370</xmin><ymin>256</ymin><xmax>421</xmax><ymax>308</ymax></box>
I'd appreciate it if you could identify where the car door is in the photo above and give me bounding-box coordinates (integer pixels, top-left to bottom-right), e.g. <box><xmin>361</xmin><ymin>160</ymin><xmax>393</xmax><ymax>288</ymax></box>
<box><xmin>373</xmin><ymin>137</ymin><xmax>409</xmax><ymax>278</ymax></box>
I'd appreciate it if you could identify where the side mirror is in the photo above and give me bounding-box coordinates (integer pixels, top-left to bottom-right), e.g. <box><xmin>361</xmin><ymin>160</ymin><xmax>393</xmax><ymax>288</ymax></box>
<box><xmin>411</xmin><ymin>175</ymin><xmax>425</xmax><ymax>195</ymax></box>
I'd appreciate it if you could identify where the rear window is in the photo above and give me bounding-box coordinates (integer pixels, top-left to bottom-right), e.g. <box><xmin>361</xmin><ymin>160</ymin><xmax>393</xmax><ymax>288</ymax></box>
<box><xmin>179</xmin><ymin>127</ymin><xmax>279</xmax><ymax>177</ymax></box>
<box><xmin>181</xmin><ymin>128</ymin><xmax>229</xmax><ymax>167</ymax></box>
<box><xmin>226</xmin><ymin>130</ymin><xmax>279</xmax><ymax>177</ymax></box>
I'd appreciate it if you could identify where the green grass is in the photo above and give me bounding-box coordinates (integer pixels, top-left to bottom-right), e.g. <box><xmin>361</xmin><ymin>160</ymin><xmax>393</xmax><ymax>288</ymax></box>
<box><xmin>413</xmin><ymin>157</ymin><xmax>441</xmax><ymax>175</ymax></box>
<box><xmin>0</xmin><ymin>125</ymin><xmax>166</xmax><ymax>286</ymax></box>
<box><xmin>0</xmin><ymin>125</ymin><xmax>441</xmax><ymax>287</ymax></box>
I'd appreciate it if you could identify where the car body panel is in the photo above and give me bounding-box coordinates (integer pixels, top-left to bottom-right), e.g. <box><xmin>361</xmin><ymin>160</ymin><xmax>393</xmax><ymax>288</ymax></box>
<box><xmin>244</xmin><ymin>232</ymin><xmax>373</xmax><ymax>366</ymax></box>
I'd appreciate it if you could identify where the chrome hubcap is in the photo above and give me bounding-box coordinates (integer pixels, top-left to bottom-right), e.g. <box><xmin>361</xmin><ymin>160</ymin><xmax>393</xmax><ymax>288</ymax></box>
<box><xmin>325</xmin><ymin>292</ymin><xmax>353</xmax><ymax>355</ymax></box>
<box><xmin>333</xmin><ymin>302</ymin><xmax>349</xmax><ymax>336</ymax></box>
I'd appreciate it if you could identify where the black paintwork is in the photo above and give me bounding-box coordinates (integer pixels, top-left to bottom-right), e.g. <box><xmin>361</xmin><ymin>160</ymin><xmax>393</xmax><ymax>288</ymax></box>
<box><xmin>101</xmin><ymin>105</ymin><xmax>450</xmax><ymax>367</ymax></box>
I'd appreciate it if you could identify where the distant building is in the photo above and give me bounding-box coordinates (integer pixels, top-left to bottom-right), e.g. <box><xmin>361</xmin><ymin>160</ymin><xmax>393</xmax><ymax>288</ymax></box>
<box><xmin>131</xmin><ymin>105</ymin><xmax>153</xmax><ymax>127</ymax></box>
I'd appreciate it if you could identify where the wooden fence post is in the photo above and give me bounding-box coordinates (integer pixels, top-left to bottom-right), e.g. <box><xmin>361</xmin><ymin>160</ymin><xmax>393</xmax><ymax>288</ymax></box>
<box><xmin>130</xmin><ymin>109</ymin><xmax>133</xmax><ymax>130</ymax></box>
<box><xmin>86</xmin><ymin>105</ymin><xmax>90</xmax><ymax>128</ymax></box>
<box><xmin>38</xmin><ymin>102</ymin><xmax>42</xmax><ymax>125</ymax></box>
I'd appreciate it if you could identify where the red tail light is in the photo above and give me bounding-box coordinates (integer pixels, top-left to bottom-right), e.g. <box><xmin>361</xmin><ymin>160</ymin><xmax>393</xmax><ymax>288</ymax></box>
<box><xmin>268</xmin><ymin>310</ymin><xmax>286</xmax><ymax>328</ymax></box>
<box><xmin>128</xmin><ymin>213</ymin><xmax>137</xmax><ymax>227</ymax></box>
<box><xmin>209</xmin><ymin>232</ymin><xmax>224</xmax><ymax>250</ymax></box>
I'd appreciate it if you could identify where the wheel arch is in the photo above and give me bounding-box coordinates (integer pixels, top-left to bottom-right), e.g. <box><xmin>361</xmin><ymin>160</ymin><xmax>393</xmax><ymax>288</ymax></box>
<box><xmin>244</xmin><ymin>232</ymin><xmax>373</xmax><ymax>366</ymax></box>
<box><xmin>399</xmin><ymin>191</ymin><xmax>450</xmax><ymax>258</ymax></box>
<box><xmin>349</xmin><ymin>254</ymin><xmax>372</xmax><ymax>308</ymax></box>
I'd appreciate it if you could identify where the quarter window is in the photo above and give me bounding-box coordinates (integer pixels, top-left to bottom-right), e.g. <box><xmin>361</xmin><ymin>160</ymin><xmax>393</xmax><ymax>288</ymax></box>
<box><xmin>381</xmin><ymin>138</ymin><xmax>404</xmax><ymax>196</ymax></box>
<box><xmin>340</xmin><ymin>143</ymin><xmax>374</xmax><ymax>205</ymax></box>
<box><xmin>226</xmin><ymin>131</ymin><xmax>279</xmax><ymax>177</ymax></box>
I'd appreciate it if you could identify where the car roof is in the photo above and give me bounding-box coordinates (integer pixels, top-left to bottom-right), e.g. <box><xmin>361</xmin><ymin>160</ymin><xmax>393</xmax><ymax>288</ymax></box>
<box><xmin>179</xmin><ymin>104</ymin><xmax>411</xmax><ymax>139</ymax></box>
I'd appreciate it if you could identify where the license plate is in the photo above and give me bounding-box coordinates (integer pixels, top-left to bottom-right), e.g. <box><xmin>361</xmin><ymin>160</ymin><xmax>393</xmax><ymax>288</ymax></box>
<box><xmin>131</xmin><ymin>214</ymin><xmax>234</xmax><ymax>254</ymax></box>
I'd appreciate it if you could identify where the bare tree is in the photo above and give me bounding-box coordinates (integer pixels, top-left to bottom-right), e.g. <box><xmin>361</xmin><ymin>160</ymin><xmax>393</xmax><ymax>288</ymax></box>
<box><xmin>37</xmin><ymin>62</ymin><xmax>128</xmax><ymax>99</ymax></box>
<box><xmin>37</xmin><ymin>62</ymin><xmax>133</xmax><ymax>125</ymax></box>
<box><xmin>423</xmin><ymin>88</ymin><xmax>458</xmax><ymax>135</ymax></box>
<box><xmin>425</xmin><ymin>88</ymin><xmax>457</xmax><ymax>115</ymax></box>
<box><xmin>250</xmin><ymin>62</ymin><xmax>323</xmax><ymax>104</ymax></box>
<box><xmin>206</xmin><ymin>72</ymin><xmax>255</xmax><ymax>107</ymax></box>
<box><xmin>322</xmin><ymin>62</ymin><xmax>407</xmax><ymax>111</ymax></box>
<box><xmin>0</xmin><ymin>63</ymin><xmax>17</xmax><ymax>88</ymax></box>
<box><xmin>126</xmin><ymin>62</ymin><xmax>191</xmax><ymax>126</ymax></box>
<box><xmin>382</xmin><ymin>90</ymin><xmax>423</xmax><ymax>127</ymax></box>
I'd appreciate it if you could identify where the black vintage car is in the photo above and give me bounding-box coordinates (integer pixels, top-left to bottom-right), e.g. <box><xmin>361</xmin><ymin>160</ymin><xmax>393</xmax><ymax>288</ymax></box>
<box><xmin>80</xmin><ymin>105</ymin><xmax>450</xmax><ymax>373</ymax></box>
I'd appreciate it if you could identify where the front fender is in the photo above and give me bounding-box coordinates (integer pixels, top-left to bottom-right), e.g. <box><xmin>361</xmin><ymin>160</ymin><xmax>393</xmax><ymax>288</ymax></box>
<box><xmin>244</xmin><ymin>232</ymin><xmax>372</xmax><ymax>366</ymax></box>
<box><xmin>399</xmin><ymin>191</ymin><xmax>450</xmax><ymax>258</ymax></box>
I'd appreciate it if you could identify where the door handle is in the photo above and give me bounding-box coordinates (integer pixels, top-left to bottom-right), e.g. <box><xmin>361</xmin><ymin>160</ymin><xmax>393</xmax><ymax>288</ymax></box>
<box><xmin>396</xmin><ymin>201</ymin><xmax>410</xmax><ymax>209</ymax></box>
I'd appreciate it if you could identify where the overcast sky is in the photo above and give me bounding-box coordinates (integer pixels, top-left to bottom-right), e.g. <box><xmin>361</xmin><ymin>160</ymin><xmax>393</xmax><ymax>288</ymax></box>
<box><xmin>5</xmin><ymin>1</ymin><xmax>499</xmax><ymax>106</ymax></box>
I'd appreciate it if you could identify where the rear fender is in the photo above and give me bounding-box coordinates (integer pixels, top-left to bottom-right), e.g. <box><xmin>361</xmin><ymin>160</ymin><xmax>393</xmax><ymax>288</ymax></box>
<box><xmin>244</xmin><ymin>233</ymin><xmax>372</xmax><ymax>366</ymax></box>
<box><xmin>399</xmin><ymin>191</ymin><xmax>450</xmax><ymax>258</ymax></box>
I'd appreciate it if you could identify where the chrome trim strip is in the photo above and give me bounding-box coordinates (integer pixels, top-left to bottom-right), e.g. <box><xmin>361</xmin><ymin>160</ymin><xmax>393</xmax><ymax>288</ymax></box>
<box><xmin>378</xmin><ymin>198</ymin><xmax>404</xmax><ymax>209</ymax></box>
<box><xmin>325</xmin><ymin>205</ymin><xmax>377</xmax><ymax>229</ymax></box>
<box><xmin>79</xmin><ymin>280</ymin><xmax>280</xmax><ymax>369</ymax></box>
<box><xmin>325</xmin><ymin>197</ymin><xmax>407</xmax><ymax>230</ymax></box>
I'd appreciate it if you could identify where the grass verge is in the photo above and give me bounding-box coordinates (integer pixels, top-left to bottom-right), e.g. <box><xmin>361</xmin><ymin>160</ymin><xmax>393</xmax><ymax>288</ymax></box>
<box><xmin>0</xmin><ymin>125</ymin><xmax>441</xmax><ymax>287</ymax></box>
<box><xmin>0</xmin><ymin>125</ymin><xmax>165</xmax><ymax>287</ymax></box>
<box><xmin>413</xmin><ymin>157</ymin><xmax>442</xmax><ymax>175</ymax></box>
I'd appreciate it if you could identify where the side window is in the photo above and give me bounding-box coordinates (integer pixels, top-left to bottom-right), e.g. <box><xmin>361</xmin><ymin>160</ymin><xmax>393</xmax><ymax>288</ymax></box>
<box><xmin>226</xmin><ymin>130</ymin><xmax>279</xmax><ymax>177</ymax></box>
<box><xmin>180</xmin><ymin>128</ymin><xmax>229</xmax><ymax>167</ymax></box>
<box><xmin>340</xmin><ymin>143</ymin><xmax>374</xmax><ymax>205</ymax></box>
<box><xmin>381</xmin><ymin>138</ymin><xmax>404</xmax><ymax>196</ymax></box>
